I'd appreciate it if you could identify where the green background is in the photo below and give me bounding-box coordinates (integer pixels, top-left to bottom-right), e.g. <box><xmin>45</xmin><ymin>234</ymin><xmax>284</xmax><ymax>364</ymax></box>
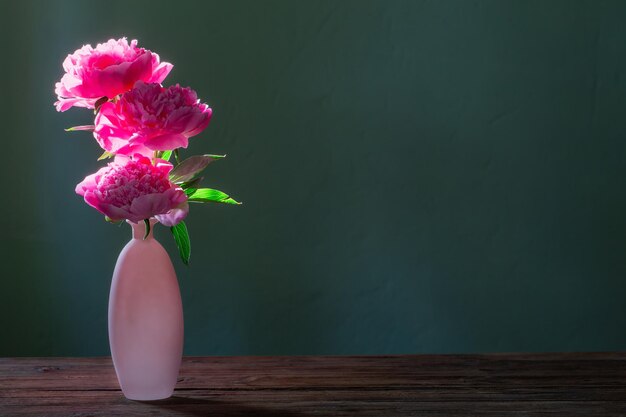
<box><xmin>1</xmin><ymin>0</ymin><xmax>626</xmax><ymax>356</ymax></box>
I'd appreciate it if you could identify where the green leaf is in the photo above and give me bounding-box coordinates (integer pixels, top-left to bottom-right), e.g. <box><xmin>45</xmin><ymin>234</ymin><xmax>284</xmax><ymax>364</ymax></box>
<box><xmin>181</xmin><ymin>177</ymin><xmax>204</xmax><ymax>190</ymax></box>
<box><xmin>65</xmin><ymin>125</ymin><xmax>95</xmax><ymax>132</ymax></box>
<box><xmin>170</xmin><ymin>221</ymin><xmax>191</xmax><ymax>265</ymax></box>
<box><xmin>188</xmin><ymin>188</ymin><xmax>241</xmax><ymax>205</ymax></box>
<box><xmin>143</xmin><ymin>219</ymin><xmax>151</xmax><ymax>240</ymax></box>
<box><xmin>97</xmin><ymin>151</ymin><xmax>115</xmax><ymax>161</ymax></box>
<box><xmin>160</xmin><ymin>150</ymin><xmax>172</xmax><ymax>161</ymax></box>
<box><xmin>184</xmin><ymin>187</ymin><xmax>198</xmax><ymax>197</ymax></box>
<box><xmin>169</xmin><ymin>154</ymin><xmax>226</xmax><ymax>184</ymax></box>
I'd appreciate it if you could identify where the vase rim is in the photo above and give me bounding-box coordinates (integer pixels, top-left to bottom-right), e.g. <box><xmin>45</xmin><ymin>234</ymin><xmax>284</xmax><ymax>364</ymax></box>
<box><xmin>127</xmin><ymin>218</ymin><xmax>159</xmax><ymax>239</ymax></box>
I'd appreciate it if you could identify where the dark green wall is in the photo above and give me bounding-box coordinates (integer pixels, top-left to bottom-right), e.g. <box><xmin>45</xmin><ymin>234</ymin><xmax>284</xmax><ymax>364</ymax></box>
<box><xmin>2</xmin><ymin>0</ymin><xmax>626</xmax><ymax>356</ymax></box>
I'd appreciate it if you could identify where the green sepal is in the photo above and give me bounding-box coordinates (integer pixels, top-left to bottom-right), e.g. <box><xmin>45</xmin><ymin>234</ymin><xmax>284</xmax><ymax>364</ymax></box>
<box><xmin>65</xmin><ymin>125</ymin><xmax>95</xmax><ymax>132</ymax></box>
<box><xmin>94</xmin><ymin>96</ymin><xmax>108</xmax><ymax>114</ymax></box>
<box><xmin>170</xmin><ymin>221</ymin><xmax>191</xmax><ymax>265</ymax></box>
<box><xmin>187</xmin><ymin>188</ymin><xmax>241</xmax><ymax>205</ymax></box>
<box><xmin>97</xmin><ymin>151</ymin><xmax>115</xmax><ymax>161</ymax></box>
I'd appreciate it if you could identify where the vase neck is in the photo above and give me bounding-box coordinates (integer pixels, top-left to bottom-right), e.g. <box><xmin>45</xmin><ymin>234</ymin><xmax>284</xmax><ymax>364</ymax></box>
<box><xmin>127</xmin><ymin>219</ymin><xmax>158</xmax><ymax>240</ymax></box>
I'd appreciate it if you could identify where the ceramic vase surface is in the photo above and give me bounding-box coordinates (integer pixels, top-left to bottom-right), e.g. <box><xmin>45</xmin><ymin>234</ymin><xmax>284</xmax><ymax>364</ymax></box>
<box><xmin>108</xmin><ymin>220</ymin><xmax>184</xmax><ymax>400</ymax></box>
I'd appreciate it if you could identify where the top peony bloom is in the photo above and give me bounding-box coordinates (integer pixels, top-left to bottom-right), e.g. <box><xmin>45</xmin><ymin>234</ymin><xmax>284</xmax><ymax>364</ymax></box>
<box><xmin>94</xmin><ymin>81</ymin><xmax>212</xmax><ymax>157</ymax></box>
<box><xmin>75</xmin><ymin>154</ymin><xmax>188</xmax><ymax>226</ymax></box>
<box><xmin>54</xmin><ymin>38</ymin><xmax>173</xmax><ymax>112</ymax></box>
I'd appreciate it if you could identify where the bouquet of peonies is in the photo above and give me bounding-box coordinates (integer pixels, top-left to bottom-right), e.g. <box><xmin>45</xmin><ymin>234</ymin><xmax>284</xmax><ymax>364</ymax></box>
<box><xmin>55</xmin><ymin>38</ymin><xmax>239</xmax><ymax>265</ymax></box>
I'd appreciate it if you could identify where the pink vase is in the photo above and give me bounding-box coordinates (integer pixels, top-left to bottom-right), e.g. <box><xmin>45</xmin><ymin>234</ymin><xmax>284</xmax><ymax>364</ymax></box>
<box><xmin>108</xmin><ymin>219</ymin><xmax>184</xmax><ymax>400</ymax></box>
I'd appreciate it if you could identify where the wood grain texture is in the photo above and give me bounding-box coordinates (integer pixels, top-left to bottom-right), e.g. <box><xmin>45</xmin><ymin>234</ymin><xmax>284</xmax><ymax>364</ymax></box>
<box><xmin>1</xmin><ymin>353</ymin><xmax>626</xmax><ymax>416</ymax></box>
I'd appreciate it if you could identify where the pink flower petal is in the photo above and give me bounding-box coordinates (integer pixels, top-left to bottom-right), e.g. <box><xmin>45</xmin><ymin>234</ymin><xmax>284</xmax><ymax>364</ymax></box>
<box><xmin>155</xmin><ymin>202</ymin><xmax>189</xmax><ymax>227</ymax></box>
<box><xmin>130</xmin><ymin>192</ymin><xmax>175</xmax><ymax>220</ymax></box>
<box><xmin>92</xmin><ymin>82</ymin><xmax>210</xmax><ymax>153</ymax></box>
<box><xmin>149</xmin><ymin>61</ymin><xmax>174</xmax><ymax>84</ymax></box>
<box><xmin>144</xmin><ymin>133</ymin><xmax>189</xmax><ymax>151</ymax></box>
<box><xmin>54</xmin><ymin>38</ymin><xmax>173</xmax><ymax>111</ymax></box>
<box><xmin>74</xmin><ymin>156</ymin><xmax>186</xmax><ymax>223</ymax></box>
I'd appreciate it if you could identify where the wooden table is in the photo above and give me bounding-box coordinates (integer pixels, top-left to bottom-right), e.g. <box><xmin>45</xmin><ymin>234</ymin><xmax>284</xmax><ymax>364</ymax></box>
<box><xmin>1</xmin><ymin>353</ymin><xmax>626</xmax><ymax>416</ymax></box>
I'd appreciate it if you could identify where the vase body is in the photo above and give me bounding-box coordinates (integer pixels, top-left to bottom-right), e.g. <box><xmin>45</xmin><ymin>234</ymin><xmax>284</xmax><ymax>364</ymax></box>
<box><xmin>108</xmin><ymin>220</ymin><xmax>184</xmax><ymax>400</ymax></box>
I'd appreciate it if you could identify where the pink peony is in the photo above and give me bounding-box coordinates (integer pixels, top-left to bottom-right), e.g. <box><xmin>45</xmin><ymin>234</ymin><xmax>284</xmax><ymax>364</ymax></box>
<box><xmin>75</xmin><ymin>154</ymin><xmax>188</xmax><ymax>226</ymax></box>
<box><xmin>94</xmin><ymin>81</ymin><xmax>212</xmax><ymax>157</ymax></box>
<box><xmin>55</xmin><ymin>38</ymin><xmax>173</xmax><ymax>112</ymax></box>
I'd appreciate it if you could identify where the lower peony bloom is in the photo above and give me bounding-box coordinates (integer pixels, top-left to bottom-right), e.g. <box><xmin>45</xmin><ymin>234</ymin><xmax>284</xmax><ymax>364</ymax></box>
<box><xmin>54</xmin><ymin>38</ymin><xmax>173</xmax><ymax>112</ymax></box>
<box><xmin>75</xmin><ymin>154</ymin><xmax>188</xmax><ymax>226</ymax></box>
<box><xmin>94</xmin><ymin>81</ymin><xmax>212</xmax><ymax>157</ymax></box>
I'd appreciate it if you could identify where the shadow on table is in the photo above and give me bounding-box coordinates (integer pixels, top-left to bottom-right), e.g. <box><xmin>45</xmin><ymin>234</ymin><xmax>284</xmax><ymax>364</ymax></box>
<box><xmin>138</xmin><ymin>395</ymin><xmax>305</xmax><ymax>417</ymax></box>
